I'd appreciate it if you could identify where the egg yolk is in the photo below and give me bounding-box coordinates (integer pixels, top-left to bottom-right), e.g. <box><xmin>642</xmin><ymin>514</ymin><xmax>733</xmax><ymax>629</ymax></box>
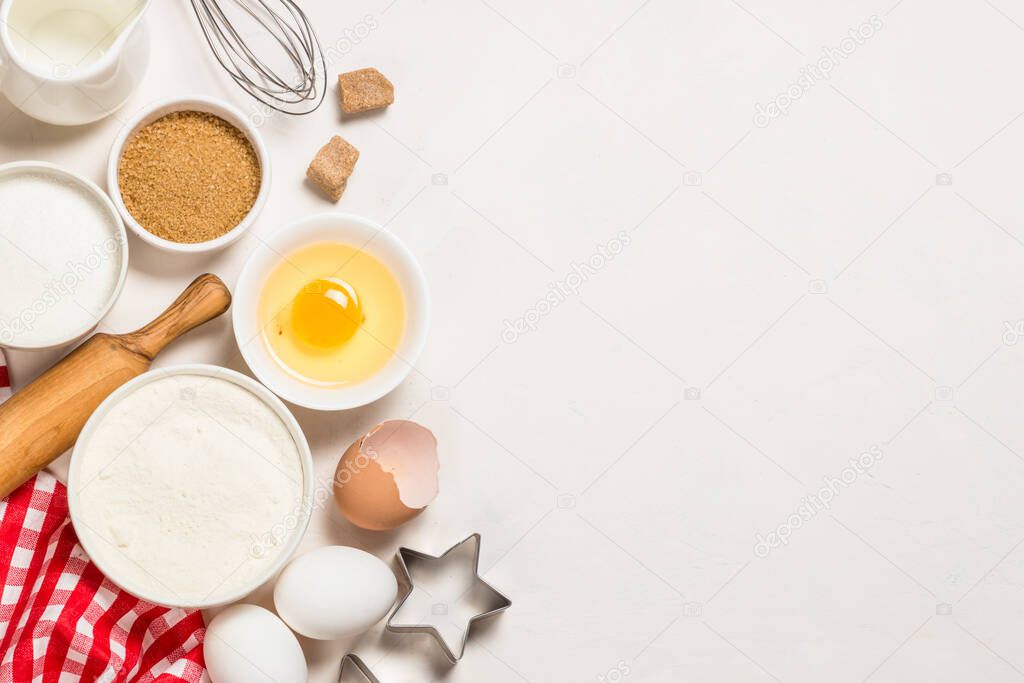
<box><xmin>290</xmin><ymin>278</ymin><xmax>364</xmax><ymax>348</ymax></box>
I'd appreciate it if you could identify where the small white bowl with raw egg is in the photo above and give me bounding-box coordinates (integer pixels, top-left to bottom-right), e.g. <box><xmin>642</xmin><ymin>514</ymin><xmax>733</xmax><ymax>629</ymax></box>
<box><xmin>233</xmin><ymin>213</ymin><xmax>430</xmax><ymax>410</ymax></box>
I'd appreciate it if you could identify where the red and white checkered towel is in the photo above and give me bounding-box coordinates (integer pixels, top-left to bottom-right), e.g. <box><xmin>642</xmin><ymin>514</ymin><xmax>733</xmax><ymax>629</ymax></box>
<box><xmin>0</xmin><ymin>350</ymin><xmax>10</xmax><ymax>403</ymax></box>
<box><xmin>0</xmin><ymin>352</ymin><xmax>208</xmax><ymax>682</ymax></box>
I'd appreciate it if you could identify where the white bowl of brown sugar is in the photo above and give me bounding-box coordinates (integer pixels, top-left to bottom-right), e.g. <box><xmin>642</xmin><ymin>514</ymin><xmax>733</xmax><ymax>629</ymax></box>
<box><xmin>107</xmin><ymin>96</ymin><xmax>270</xmax><ymax>254</ymax></box>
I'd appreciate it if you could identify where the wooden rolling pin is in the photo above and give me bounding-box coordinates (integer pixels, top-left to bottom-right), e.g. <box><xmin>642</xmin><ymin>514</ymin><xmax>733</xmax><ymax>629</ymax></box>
<box><xmin>0</xmin><ymin>273</ymin><xmax>231</xmax><ymax>499</ymax></box>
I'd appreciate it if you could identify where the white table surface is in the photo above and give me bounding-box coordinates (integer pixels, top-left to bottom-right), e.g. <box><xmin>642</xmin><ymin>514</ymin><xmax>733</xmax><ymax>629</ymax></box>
<box><xmin>5</xmin><ymin>0</ymin><xmax>1024</xmax><ymax>681</ymax></box>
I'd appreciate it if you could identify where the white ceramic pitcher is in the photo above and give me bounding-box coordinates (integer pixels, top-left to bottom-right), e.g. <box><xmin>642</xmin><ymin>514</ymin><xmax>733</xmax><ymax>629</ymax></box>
<box><xmin>0</xmin><ymin>0</ymin><xmax>150</xmax><ymax>126</ymax></box>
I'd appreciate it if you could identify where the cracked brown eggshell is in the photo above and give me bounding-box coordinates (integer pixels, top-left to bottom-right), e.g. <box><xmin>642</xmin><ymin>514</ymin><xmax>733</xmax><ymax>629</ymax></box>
<box><xmin>333</xmin><ymin>419</ymin><xmax>439</xmax><ymax>531</ymax></box>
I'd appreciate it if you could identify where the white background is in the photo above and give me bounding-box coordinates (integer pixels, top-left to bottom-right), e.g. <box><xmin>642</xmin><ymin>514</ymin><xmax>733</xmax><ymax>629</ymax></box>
<box><xmin>5</xmin><ymin>0</ymin><xmax>1024</xmax><ymax>681</ymax></box>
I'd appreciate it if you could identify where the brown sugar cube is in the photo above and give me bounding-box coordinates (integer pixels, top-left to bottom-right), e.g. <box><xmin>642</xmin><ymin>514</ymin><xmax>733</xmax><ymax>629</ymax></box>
<box><xmin>338</xmin><ymin>68</ymin><xmax>395</xmax><ymax>114</ymax></box>
<box><xmin>307</xmin><ymin>135</ymin><xmax>359</xmax><ymax>202</ymax></box>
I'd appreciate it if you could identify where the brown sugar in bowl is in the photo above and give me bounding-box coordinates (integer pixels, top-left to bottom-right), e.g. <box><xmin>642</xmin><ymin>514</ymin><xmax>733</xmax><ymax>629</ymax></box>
<box><xmin>107</xmin><ymin>96</ymin><xmax>271</xmax><ymax>254</ymax></box>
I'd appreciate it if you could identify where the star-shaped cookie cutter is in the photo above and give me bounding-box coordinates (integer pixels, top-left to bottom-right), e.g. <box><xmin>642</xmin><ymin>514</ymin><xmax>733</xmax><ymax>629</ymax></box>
<box><xmin>386</xmin><ymin>533</ymin><xmax>511</xmax><ymax>662</ymax></box>
<box><xmin>338</xmin><ymin>654</ymin><xmax>379</xmax><ymax>683</ymax></box>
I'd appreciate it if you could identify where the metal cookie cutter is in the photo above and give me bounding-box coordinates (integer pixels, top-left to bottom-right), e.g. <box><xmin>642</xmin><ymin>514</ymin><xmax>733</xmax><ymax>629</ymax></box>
<box><xmin>386</xmin><ymin>533</ymin><xmax>511</xmax><ymax>662</ymax></box>
<box><xmin>338</xmin><ymin>654</ymin><xmax>379</xmax><ymax>683</ymax></box>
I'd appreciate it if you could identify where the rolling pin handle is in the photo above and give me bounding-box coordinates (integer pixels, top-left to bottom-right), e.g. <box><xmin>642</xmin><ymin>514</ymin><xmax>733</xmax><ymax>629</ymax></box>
<box><xmin>121</xmin><ymin>274</ymin><xmax>232</xmax><ymax>360</ymax></box>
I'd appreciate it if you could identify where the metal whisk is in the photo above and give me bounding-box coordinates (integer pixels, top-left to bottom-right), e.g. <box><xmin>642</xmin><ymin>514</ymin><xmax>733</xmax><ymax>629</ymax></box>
<box><xmin>190</xmin><ymin>0</ymin><xmax>326</xmax><ymax>115</ymax></box>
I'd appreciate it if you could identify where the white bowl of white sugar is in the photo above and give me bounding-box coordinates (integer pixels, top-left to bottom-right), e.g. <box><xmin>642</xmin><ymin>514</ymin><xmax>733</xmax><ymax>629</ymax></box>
<box><xmin>0</xmin><ymin>161</ymin><xmax>128</xmax><ymax>350</ymax></box>
<box><xmin>67</xmin><ymin>364</ymin><xmax>314</xmax><ymax>609</ymax></box>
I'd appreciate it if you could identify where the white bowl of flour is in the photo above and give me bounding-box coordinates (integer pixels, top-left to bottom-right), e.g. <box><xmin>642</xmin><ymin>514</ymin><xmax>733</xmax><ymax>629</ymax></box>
<box><xmin>0</xmin><ymin>161</ymin><xmax>128</xmax><ymax>349</ymax></box>
<box><xmin>67</xmin><ymin>365</ymin><xmax>314</xmax><ymax>609</ymax></box>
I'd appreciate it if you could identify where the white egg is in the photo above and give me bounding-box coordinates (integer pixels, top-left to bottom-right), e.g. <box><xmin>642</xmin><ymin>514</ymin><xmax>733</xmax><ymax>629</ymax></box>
<box><xmin>274</xmin><ymin>545</ymin><xmax>398</xmax><ymax>639</ymax></box>
<box><xmin>205</xmin><ymin>604</ymin><xmax>307</xmax><ymax>683</ymax></box>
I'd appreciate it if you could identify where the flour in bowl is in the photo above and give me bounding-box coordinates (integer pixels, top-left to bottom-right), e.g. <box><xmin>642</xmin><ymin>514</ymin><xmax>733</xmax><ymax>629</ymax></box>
<box><xmin>72</xmin><ymin>374</ymin><xmax>304</xmax><ymax>606</ymax></box>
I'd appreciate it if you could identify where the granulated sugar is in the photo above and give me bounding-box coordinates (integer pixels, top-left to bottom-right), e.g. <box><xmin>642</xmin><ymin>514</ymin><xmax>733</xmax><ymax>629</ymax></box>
<box><xmin>0</xmin><ymin>170</ymin><xmax>124</xmax><ymax>347</ymax></box>
<box><xmin>117</xmin><ymin>111</ymin><xmax>261</xmax><ymax>244</ymax></box>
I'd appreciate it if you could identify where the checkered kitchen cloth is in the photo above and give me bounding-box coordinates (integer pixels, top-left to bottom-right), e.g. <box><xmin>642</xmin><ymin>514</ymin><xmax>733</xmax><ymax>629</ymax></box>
<box><xmin>0</xmin><ymin>350</ymin><xmax>208</xmax><ymax>682</ymax></box>
<box><xmin>0</xmin><ymin>350</ymin><xmax>10</xmax><ymax>403</ymax></box>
